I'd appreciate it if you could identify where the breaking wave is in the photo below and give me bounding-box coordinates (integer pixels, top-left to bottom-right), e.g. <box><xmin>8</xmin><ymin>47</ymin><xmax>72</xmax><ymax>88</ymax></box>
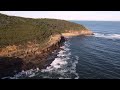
<box><xmin>40</xmin><ymin>41</ymin><xmax>79</xmax><ymax>79</ymax></box>
<box><xmin>94</xmin><ymin>33</ymin><xmax>120</xmax><ymax>39</ymax></box>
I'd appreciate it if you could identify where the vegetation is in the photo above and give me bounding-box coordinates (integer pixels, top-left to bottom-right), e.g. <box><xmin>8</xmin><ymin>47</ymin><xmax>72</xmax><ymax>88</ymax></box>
<box><xmin>0</xmin><ymin>13</ymin><xmax>87</xmax><ymax>47</ymax></box>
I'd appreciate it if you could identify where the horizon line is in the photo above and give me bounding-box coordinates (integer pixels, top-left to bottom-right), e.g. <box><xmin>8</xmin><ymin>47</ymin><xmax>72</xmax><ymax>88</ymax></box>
<box><xmin>68</xmin><ymin>20</ymin><xmax>120</xmax><ymax>21</ymax></box>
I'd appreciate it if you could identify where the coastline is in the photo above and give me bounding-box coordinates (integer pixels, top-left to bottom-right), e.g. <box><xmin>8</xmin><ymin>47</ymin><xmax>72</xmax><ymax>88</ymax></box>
<box><xmin>0</xmin><ymin>30</ymin><xmax>93</xmax><ymax>78</ymax></box>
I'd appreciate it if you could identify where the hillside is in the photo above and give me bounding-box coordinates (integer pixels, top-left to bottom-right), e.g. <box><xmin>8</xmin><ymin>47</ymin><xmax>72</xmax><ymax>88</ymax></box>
<box><xmin>0</xmin><ymin>13</ymin><xmax>88</xmax><ymax>48</ymax></box>
<box><xmin>0</xmin><ymin>13</ymin><xmax>93</xmax><ymax>78</ymax></box>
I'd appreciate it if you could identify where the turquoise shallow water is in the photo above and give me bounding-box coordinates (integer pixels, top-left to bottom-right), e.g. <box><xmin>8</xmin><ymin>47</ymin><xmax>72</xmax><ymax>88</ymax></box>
<box><xmin>4</xmin><ymin>21</ymin><xmax>120</xmax><ymax>79</ymax></box>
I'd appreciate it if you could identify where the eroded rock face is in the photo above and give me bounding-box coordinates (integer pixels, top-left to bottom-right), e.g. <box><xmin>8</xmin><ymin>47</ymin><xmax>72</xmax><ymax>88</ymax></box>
<box><xmin>0</xmin><ymin>34</ymin><xmax>65</xmax><ymax>78</ymax></box>
<box><xmin>0</xmin><ymin>29</ymin><xmax>93</xmax><ymax>78</ymax></box>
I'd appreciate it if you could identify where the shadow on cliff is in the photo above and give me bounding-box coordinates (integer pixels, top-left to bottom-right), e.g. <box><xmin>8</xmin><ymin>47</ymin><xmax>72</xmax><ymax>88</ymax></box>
<box><xmin>0</xmin><ymin>36</ymin><xmax>66</xmax><ymax>79</ymax></box>
<box><xmin>0</xmin><ymin>55</ymin><xmax>58</xmax><ymax>79</ymax></box>
<box><xmin>0</xmin><ymin>57</ymin><xmax>24</xmax><ymax>79</ymax></box>
<box><xmin>0</xmin><ymin>53</ymin><xmax>58</xmax><ymax>79</ymax></box>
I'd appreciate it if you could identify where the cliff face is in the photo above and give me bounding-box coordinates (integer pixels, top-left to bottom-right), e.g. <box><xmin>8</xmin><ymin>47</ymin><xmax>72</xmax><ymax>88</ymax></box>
<box><xmin>0</xmin><ymin>30</ymin><xmax>93</xmax><ymax>58</ymax></box>
<box><xmin>0</xmin><ymin>29</ymin><xmax>93</xmax><ymax>78</ymax></box>
<box><xmin>0</xmin><ymin>34</ymin><xmax>62</xmax><ymax>57</ymax></box>
<box><xmin>0</xmin><ymin>34</ymin><xmax>65</xmax><ymax>78</ymax></box>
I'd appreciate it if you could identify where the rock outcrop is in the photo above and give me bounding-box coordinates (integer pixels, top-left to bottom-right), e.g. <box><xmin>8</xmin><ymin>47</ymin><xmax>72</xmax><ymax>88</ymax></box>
<box><xmin>0</xmin><ymin>29</ymin><xmax>93</xmax><ymax>78</ymax></box>
<box><xmin>0</xmin><ymin>34</ymin><xmax>65</xmax><ymax>78</ymax></box>
<box><xmin>62</xmin><ymin>30</ymin><xmax>93</xmax><ymax>37</ymax></box>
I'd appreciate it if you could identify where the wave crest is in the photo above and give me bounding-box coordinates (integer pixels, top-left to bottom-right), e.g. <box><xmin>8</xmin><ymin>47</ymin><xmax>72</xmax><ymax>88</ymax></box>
<box><xmin>94</xmin><ymin>33</ymin><xmax>120</xmax><ymax>39</ymax></box>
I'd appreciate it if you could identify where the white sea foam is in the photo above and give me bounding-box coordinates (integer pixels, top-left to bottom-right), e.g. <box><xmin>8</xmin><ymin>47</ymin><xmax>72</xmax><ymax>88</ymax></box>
<box><xmin>60</xmin><ymin>46</ymin><xmax>66</xmax><ymax>49</ymax></box>
<box><xmin>57</xmin><ymin>50</ymin><xmax>66</xmax><ymax>57</ymax></box>
<box><xmin>2</xmin><ymin>67</ymin><xmax>40</xmax><ymax>79</ymax></box>
<box><xmin>42</xmin><ymin>50</ymin><xmax>70</xmax><ymax>72</ymax></box>
<box><xmin>41</xmin><ymin>41</ymin><xmax>71</xmax><ymax>74</ymax></box>
<box><xmin>73</xmin><ymin>56</ymin><xmax>79</xmax><ymax>79</ymax></box>
<box><xmin>50</xmin><ymin>58</ymin><xmax>68</xmax><ymax>69</ymax></box>
<box><xmin>41</xmin><ymin>53</ymin><xmax>79</xmax><ymax>79</ymax></box>
<box><xmin>59</xmin><ymin>77</ymin><xmax>71</xmax><ymax>79</ymax></box>
<box><xmin>94</xmin><ymin>33</ymin><xmax>120</xmax><ymax>39</ymax></box>
<box><xmin>39</xmin><ymin>41</ymin><xmax>80</xmax><ymax>79</ymax></box>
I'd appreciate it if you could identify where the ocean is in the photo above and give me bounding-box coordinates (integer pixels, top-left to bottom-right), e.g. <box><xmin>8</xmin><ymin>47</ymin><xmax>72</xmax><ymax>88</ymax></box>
<box><xmin>5</xmin><ymin>21</ymin><xmax>120</xmax><ymax>79</ymax></box>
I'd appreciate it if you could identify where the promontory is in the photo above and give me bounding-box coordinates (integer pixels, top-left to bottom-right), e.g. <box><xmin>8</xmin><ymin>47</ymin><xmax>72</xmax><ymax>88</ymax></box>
<box><xmin>0</xmin><ymin>13</ymin><xmax>93</xmax><ymax>78</ymax></box>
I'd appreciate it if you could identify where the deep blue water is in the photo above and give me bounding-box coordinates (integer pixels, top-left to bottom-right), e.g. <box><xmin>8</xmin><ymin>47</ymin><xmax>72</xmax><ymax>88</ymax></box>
<box><xmin>70</xmin><ymin>21</ymin><xmax>120</xmax><ymax>79</ymax></box>
<box><xmin>5</xmin><ymin>21</ymin><xmax>120</xmax><ymax>79</ymax></box>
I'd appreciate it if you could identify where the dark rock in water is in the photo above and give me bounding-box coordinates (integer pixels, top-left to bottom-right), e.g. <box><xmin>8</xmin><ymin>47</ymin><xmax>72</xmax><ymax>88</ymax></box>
<box><xmin>0</xmin><ymin>57</ymin><xmax>24</xmax><ymax>78</ymax></box>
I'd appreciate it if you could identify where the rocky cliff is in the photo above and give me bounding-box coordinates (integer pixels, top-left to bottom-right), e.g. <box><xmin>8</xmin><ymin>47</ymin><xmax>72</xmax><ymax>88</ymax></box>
<box><xmin>0</xmin><ymin>13</ymin><xmax>94</xmax><ymax>78</ymax></box>
<box><xmin>0</xmin><ymin>30</ymin><xmax>93</xmax><ymax>78</ymax></box>
<box><xmin>0</xmin><ymin>34</ymin><xmax>66</xmax><ymax>78</ymax></box>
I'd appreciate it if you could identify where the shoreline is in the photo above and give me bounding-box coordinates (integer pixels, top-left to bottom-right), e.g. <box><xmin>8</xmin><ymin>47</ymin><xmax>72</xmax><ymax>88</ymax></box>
<box><xmin>0</xmin><ymin>30</ymin><xmax>93</xmax><ymax>78</ymax></box>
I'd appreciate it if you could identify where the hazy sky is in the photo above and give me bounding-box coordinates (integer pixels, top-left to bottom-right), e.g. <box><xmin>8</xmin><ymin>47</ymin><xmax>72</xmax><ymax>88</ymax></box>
<box><xmin>0</xmin><ymin>11</ymin><xmax>120</xmax><ymax>21</ymax></box>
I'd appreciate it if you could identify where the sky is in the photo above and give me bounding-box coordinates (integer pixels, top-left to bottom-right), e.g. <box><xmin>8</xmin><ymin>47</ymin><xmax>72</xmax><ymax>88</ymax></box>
<box><xmin>0</xmin><ymin>11</ymin><xmax>120</xmax><ymax>21</ymax></box>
